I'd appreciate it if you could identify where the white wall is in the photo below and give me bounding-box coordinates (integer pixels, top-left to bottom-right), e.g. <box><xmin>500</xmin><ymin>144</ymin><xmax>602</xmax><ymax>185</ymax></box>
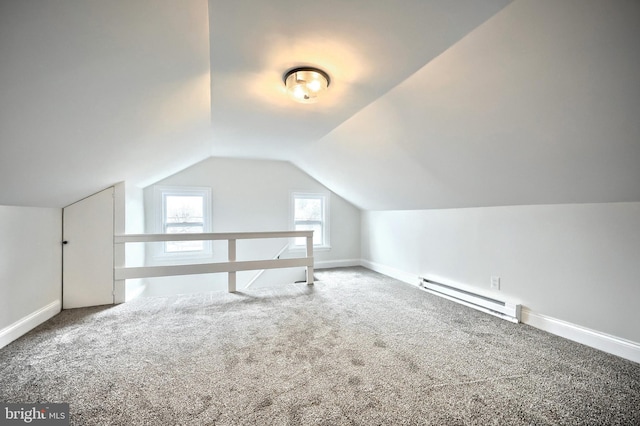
<box><xmin>0</xmin><ymin>205</ymin><xmax>62</xmax><ymax>348</ymax></box>
<box><xmin>140</xmin><ymin>157</ymin><xmax>361</xmax><ymax>295</ymax></box>
<box><xmin>362</xmin><ymin>202</ymin><xmax>640</xmax><ymax>346</ymax></box>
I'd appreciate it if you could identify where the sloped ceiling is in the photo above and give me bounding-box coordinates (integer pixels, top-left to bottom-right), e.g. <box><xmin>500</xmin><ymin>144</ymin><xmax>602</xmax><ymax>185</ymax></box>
<box><xmin>1</xmin><ymin>0</ymin><xmax>639</xmax><ymax>211</ymax></box>
<box><xmin>295</xmin><ymin>0</ymin><xmax>640</xmax><ymax>210</ymax></box>
<box><xmin>0</xmin><ymin>0</ymin><xmax>212</xmax><ymax>207</ymax></box>
<box><xmin>208</xmin><ymin>0</ymin><xmax>513</xmax><ymax>159</ymax></box>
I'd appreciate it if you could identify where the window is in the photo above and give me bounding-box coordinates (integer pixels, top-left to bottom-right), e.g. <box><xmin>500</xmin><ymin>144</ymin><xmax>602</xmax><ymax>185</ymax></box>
<box><xmin>154</xmin><ymin>186</ymin><xmax>211</xmax><ymax>256</ymax></box>
<box><xmin>292</xmin><ymin>192</ymin><xmax>329</xmax><ymax>248</ymax></box>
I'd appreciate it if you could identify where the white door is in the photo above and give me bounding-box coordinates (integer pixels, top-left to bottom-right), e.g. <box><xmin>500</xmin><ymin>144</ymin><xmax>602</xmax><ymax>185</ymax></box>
<box><xmin>63</xmin><ymin>187</ymin><xmax>114</xmax><ymax>309</ymax></box>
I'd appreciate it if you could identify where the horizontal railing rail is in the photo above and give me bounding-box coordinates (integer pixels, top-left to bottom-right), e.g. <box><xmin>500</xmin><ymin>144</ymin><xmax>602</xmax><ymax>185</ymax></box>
<box><xmin>114</xmin><ymin>230</ymin><xmax>312</xmax><ymax>243</ymax></box>
<box><xmin>114</xmin><ymin>231</ymin><xmax>314</xmax><ymax>292</ymax></box>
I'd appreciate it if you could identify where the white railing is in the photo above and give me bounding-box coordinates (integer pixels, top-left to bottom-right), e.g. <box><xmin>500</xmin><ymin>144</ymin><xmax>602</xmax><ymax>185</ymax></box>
<box><xmin>114</xmin><ymin>231</ymin><xmax>314</xmax><ymax>293</ymax></box>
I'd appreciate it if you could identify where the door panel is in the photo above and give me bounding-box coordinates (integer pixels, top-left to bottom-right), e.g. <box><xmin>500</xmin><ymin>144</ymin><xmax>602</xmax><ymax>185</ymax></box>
<box><xmin>63</xmin><ymin>187</ymin><xmax>114</xmax><ymax>309</ymax></box>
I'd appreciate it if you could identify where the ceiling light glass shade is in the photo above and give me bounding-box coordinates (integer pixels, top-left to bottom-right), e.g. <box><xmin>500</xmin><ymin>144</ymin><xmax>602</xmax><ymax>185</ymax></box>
<box><xmin>284</xmin><ymin>67</ymin><xmax>330</xmax><ymax>103</ymax></box>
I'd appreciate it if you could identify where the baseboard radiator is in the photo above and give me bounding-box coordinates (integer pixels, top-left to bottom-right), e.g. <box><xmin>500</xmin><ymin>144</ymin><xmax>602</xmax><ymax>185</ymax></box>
<box><xmin>418</xmin><ymin>277</ymin><xmax>521</xmax><ymax>323</ymax></box>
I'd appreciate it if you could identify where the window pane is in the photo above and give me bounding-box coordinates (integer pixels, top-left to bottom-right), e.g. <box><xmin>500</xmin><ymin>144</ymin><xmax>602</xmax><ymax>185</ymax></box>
<box><xmin>165</xmin><ymin>195</ymin><xmax>204</xmax><ymax>224</ymax></box>
<box><xmin>294</xmin><ymin>198</ymin><xmax>322</xmax><ymax>221</ymax></box>
<box><xmin>293</xmin><ymin>194</ymin><xmax>326</xmax><ymax>247</ymax></box>
<box><xmin>164</xmin><ymin>195</ymin><xmax>204</xmax><ymax>253</ymax></box>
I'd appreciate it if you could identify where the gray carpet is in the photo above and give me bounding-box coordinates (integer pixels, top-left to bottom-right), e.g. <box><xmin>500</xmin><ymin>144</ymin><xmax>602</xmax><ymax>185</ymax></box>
<box><xmin>1</xmin><ymin>267</ymin><xmax>639</xmax><ymax>425</ymax></box>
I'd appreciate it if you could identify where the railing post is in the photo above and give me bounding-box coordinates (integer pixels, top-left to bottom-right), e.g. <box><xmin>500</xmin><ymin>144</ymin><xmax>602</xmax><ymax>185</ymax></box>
<box><xmin>113</xmin><ymin>241</ymin><xmax>126</xmax><ymax>303</ymax></box>
<box><xmin>306</xmin><ymin>234</ymin><xmax>314</xmax><ymax>285</ymax></box>
<box><xmin>228</xmin><ymin>239</ymin><xmax>236</xmax><ymax>292</ymax></box>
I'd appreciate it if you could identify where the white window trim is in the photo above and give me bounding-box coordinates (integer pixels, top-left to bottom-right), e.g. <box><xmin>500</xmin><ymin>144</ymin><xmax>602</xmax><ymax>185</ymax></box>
<box><xmin>152</xmin><ymin>185</ymin><xmax>212</xmax><ymax>262</ymax></box>
<box><xmin>290</xmin><ymin>191</ymin><xmax>331</xmax><ymax>252</ymax></box>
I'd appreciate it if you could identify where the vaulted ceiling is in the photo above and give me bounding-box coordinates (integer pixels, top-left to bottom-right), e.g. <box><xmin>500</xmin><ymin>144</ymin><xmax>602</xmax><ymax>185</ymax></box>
<box><xmin>1</xmin><ymin>0</ymin><xmax>639</xmax><ymax>210</ymax></box>
<box><xmin>207</xmin><ymin>0</ymin><xmax>513</xmax><ymax>160</ymax></box>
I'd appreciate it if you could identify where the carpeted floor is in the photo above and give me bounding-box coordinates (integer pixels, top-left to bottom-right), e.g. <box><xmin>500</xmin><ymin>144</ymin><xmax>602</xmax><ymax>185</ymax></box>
<box><xmin>1</xmin><ymin>267</ymin><xmax>639</xmax><ymax>425</ymax></box>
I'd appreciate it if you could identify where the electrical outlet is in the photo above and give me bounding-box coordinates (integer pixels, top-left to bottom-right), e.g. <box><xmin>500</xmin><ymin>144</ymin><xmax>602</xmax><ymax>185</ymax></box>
<box><xmin>490</xmin><ymin>276</ymin><xmax>501</xmax><ymax>290</ymax></box>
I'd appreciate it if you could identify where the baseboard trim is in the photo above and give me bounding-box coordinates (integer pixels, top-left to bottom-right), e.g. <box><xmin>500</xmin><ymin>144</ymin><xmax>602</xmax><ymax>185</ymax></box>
<box><xmin>521</xmin><ymin>308</ymin><xmax>640</xmax><ymax>364</ymax></box>
<box><xmin>360</xmin><ymin>259</ymin><xmax>418</xmax><ymax>286</ymax></box>
<box><xmin>315</xmin><ymin>259</ymin><xmax>362</xmax><ymax>269</ymax></box>
<box><xmin>0</xmin><ymin>300</ymin><xmax>61</xmax><ymax>350</ymax></box>
<box><xmin>359</xmin><ymin>260</ymin><xmax>640</xmax><ymax>364</ymax></box>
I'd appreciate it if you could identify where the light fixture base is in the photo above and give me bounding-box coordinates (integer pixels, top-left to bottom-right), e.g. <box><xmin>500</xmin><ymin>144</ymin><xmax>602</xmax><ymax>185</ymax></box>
<box><xmin>283</xmin><ymin>67</ymin><xmax>330</xmax><ymax>103</ymax></box>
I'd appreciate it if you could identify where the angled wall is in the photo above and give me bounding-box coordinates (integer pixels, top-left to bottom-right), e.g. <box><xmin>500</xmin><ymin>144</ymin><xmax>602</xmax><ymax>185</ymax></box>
<box><xmin>296</xmin><ymin>0</ymin><xmax>640</xmax><ymax>211</ymax></box>
<box><xmin>0</xmin><ymin>0</ymin><xmax>212</xmax><ymax>208</ymax></box>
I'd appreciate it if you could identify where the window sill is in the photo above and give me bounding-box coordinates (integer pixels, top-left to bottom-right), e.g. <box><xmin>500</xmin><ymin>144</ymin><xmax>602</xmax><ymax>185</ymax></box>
<box><xmin>289</xmin><ymin>245</ymin><xmax>331</xmax><ymax>253</ymax></box>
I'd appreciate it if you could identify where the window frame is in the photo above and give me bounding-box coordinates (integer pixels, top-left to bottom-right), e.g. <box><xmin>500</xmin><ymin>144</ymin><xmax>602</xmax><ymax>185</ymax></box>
<box><xmin>153</xmin><ymin>185</ymin><xmax>212</xmax><ymax>260</ymax></box>
<box><xmin>290</xmin><ymin>192</ymin><xmax>330</xmax><ymax>251</ymax></box>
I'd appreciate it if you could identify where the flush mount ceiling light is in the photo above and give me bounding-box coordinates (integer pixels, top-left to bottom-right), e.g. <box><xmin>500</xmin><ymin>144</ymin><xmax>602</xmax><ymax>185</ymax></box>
<box><xmin>283</xmin><ymin>67</ymin><xmax>330</xmax><ymax>104</ymax></box>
